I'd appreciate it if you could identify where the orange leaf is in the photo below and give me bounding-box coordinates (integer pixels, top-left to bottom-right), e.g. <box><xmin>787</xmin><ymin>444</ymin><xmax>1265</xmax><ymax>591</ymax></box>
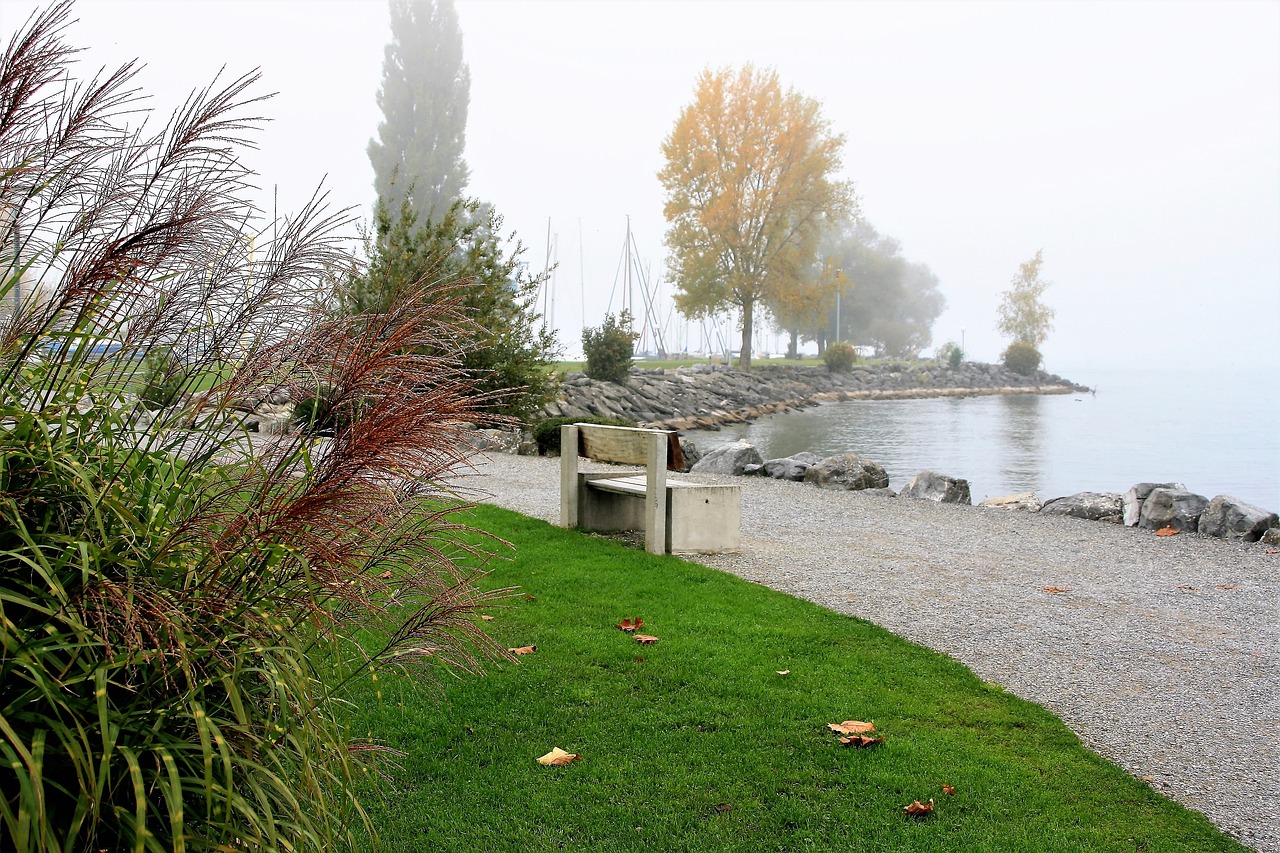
<box><xmin>616</xmin><ymin>617</ymin><xmax>644</xmax><ymax>633</ymax></box>
<box><xmin>378</xmin><ymin>570</ymin><xmax>393</xmax><ymax>580</ymax></box>
<box><xmin>635</xmin><ymin>635</ymin><xmax>659</xmax><ymax>645</ymax></box>
<box><xmin>828</xmin><ymin>720</ymin><xmax>875</xmax><ymax>735</ymax></box>
<box><xmin>776</xmin><ymin>669</ymin><xmax>791</xmax><ymax>676</ymax></box>
<box><xmin>1155</xmin><ymin>526</ymin><xmax>1180</xmax><ymax>537</ymax></box>
<box><xmin>509</xmin><ymin>645</ymin><xmax>537</xmax><ymax>655</ymax></box>
<box><xmin>1042</xmin><ymin>586</ymin><xmax>1070</xmax><ymax>594</ymax></box>
<box><xmin>480</xmin><ymin>614</ymin><xmax>495</xmax><ymax>621</ymax></box>
<box><xmin>904</xmin><ymin>799</ymin><xmax>935</xmax><ymax>817</ymax></box>
<box><xmin>1215</xmin><ymin>584</ymin><xmax>1238</xmax><ymax>590</ymax></box>
<box><xmin>634</xmin><ymin>656</ymin><xmax>645</xmax><ymax>662</ymax></box>
<box><xmin>536</xmin><ymin>747</ymin><xmax>579</xmax><ymax>767</ymax></box>
<box><xmin>713</xmin><ymin>803</ymin><xmax>734</xmax><ymax>814</ymax></box>
<box><xmin>941</xmin><ymin>784</ymin><xmax>956</xmax><ymax>795</ymax></box>
<box><xmin>1267</xmin><ymin>549</ymin><xmax>1279</xmax><ymax>555</ymax></box>
<box><xmin>523</xmin><ymin>594</ymin><xmax>537</xmax><ymax>601</ymax></box>
<box><xmin>839</xmin><ymin>734</ymin><xmax>884</xmax><ymax>748</ymax></box>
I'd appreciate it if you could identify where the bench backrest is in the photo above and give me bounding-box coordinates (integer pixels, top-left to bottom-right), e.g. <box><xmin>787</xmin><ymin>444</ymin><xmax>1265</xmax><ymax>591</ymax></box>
<box><xmin>574</xmin><ymin>423</ymin><xmax>685</xmax><ymax>472</ymax></box>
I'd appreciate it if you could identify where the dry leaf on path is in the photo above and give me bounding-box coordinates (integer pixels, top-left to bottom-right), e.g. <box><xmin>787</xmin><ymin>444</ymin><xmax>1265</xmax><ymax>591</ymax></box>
<box><xmin>635</xmin><ymin>635</ymin><xmax>659</xmax><ymax>645</ymax></box>
<box><xmin>536</xmin><ymin>748</ymin><xmax>579</xmax><ymax>767</ymax></box>
<box><xmin>509</xmin><ymin>645</ymin><xmax>537</xmax><ymax>655</ymax></box>
<box><xmin>1267</xmin><ymin>549</ymin><xmax>1279</xmax><ymax>556</ymax></box>
<box><xmin>1215</xmin><ymin>584</ymin><xmax>1238</xmax><ymax>590</ymax></box>
<box><xmin>1176</xmin><ymin>584</ymin><xmax>1197</xmax><ymax>591</ymax></box>
<box><xmin>941</xmin><ymin>784</ymin><xmax>956</xmax><ymax>795</ymax></box>
<box><xmin>616</xmin><ymin>617</ymin><xmax>644</xmax><ymax>633</ymax></box>
<box><xmin>828</xmin><ymin>720</ymin><xmax>875</xmax><ymax>735</ymax></box>
<box><xmin>1042</xmin><ymin>586</ymin><xmax>1070</xmax><ymax>594</ymax></box>
<box><xmin>1156</xmin><ymin>526</ymin><xmax>1180</xmax><ymax>537</ymax></box>
<box><xmin>776</xmin><ymin>670</ymin><xmax>791</xmax><ymax>676</ymax></box>
<box><xmin>839</xmin><ymin>734</ymin><xmax>884</xmax><ymax>748</ymax></box>
<box><xmin>904</xmin><ymin>799</ymin><xmax>934</xmax><ymax>817</ymax></box>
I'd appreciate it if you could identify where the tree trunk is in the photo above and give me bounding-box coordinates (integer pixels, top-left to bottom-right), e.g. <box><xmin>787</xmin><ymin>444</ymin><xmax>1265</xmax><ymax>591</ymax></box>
<box><xmin>787</xmin><ymin>329</ymin><xmax>798</xmax><ymax>359</ymax></box>
<box><xmin>739</xmin><ymin>299</ymin><xmax>754</xmax><ymax>368</ymax></box>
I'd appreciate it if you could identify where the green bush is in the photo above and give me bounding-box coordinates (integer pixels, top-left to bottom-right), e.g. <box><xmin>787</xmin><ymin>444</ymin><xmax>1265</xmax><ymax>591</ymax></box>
<box><xmin>1002</xmin><ymin>341</ymin><xmax>1043</xmax><ymax>376</ymax></box>
<box><xmin>1</xmin><ymin>11</ymin><xmax>508</xmax><ymax>851</ymax></box>
<box><xmin>823</xmin><ymin>341</ymin><xmax>857</xmax><ymax>373</ymax></box>
<box><xmin>531</xmin><ymin>415</ymin><xmax>637</xmax><ymax>455</ymax></box>
<box><xmin>582</xmin><ymin>311</ymin><xmax>638</xmax><ymax>383</ymax></box>
<box><xmin>292</xmin><ymin>387</ymin><xmax>355</xmax><ymax>436</ymax></box>
<box><xmin>137</xmin><ymin>348</ymin><xmax>192</xmax><ymax>410</ymax></box>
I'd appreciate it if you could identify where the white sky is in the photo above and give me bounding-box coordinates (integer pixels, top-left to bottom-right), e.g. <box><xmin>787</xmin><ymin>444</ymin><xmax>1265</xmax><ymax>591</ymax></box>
<box><xmin>2</xmin><ymin>0</ymin><xmax>1277</xmax><ymax>369</ymax></box>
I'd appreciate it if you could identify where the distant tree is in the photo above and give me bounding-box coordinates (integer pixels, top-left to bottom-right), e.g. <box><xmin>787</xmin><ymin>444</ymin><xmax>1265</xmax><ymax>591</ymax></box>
<box><xmin>768</xmin><ymin>259</ymin><xmax>843</xmax><ymax>358</ymax></box>
<box><xmin>659</xmin><ymin>64</ymin><xmax>855</xmax><ymax>368</ymax></box>
<box><xmin>996</xmin><ymin>250</ymin><xmax>1055</xmax><ymax>349</ymax></box>
<box><xmin>369</xmin><ymin>0</ymin><xmax>470</xmax><ymax>220</ymax></box>
<box><xmin>336</xmin><ymin>198</ymin><xmax>558</xmax><ymax>421</ymax></box>
<box><xmin>820</xmin><ymin>221</ymin><xmax>946</xmax><ymax>358</ymax></box>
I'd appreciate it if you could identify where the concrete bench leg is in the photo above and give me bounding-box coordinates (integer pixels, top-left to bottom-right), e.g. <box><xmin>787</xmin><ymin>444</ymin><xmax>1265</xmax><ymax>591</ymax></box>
<box><xmin>645</xmin><ymin>431</ymin><xmax>667</xmax><ymax>555</ymax></box>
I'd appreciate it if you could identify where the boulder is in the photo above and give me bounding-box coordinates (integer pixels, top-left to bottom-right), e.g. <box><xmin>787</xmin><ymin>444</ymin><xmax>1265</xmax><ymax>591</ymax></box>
<box><xmin>803</xmin><ymin>453</ymin><xmax>890</xmax><ymax>491</ymax></box>
<box><xmin>1137</xmin><ymin>487</ymin><xmax>1209</xmax><ymax>532</ymax></box>
<box><xmin>762</xmin><ymin>452</ymin><xmax>822</xmax><ymax>482</ymax></box>
<box><xmin>677</xmin><ymin>437</ymin><xmax>702</xmax><ymax>473</ymax></box>
<box><xmin>468</xmin><ymin>428</ymin><xmax>520</xmax><ymax>454</ymax></box>
<box><xmin>689</xmin><ymin>440</ymin><xmax>764</xmax><ymax>476</ymax></box>
<box><xmin>1040</xmin><ymin>492</ymin><xmax>1123</xmax><ymax>523</ymax></box>
<box><xmin>978</xmin><ymin>492</ymin><xmax>1042</xmax><ymax>512</ymax></box>
<box><xmin>1122</xmin><ymin>481</ymin><xmax>1185</xmax><ymax>526</ymax></box>
<box><xmin>900</xmin><ymin>470</ymin><xmax>971</xmax><ymax>504</ymax></box>
<box><xmin>1197</xmin><ymin>495</ymin><xmax>1279</xmax><ymax>541</ymax></box>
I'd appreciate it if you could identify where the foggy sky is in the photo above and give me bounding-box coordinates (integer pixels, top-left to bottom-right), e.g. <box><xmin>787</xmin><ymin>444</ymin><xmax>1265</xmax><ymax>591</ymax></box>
<box><xmin>2</xmin><ymin>0</ymin><xmax>1277</xmax><ymax>371</ymax></box>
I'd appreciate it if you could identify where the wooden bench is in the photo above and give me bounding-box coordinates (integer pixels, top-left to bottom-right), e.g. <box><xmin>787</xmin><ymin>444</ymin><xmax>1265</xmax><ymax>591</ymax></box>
<box><xmin>559</xmin><ymin>423</ymin><xmax>741</xmax><ymax>555</ymax></box>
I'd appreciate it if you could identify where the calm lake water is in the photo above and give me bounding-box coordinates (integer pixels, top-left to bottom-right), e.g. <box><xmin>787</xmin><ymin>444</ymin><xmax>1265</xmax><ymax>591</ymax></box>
<box><xmin>695</xmin><ymin>364</ymin><xmax>1280</xmax><ymax>512</ymax></box>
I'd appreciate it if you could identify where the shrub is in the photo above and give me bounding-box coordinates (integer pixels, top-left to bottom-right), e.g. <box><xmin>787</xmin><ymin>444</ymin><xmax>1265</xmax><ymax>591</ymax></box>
<box><xmin>1</xmin><ymin>9</ymin><xmax>507</xmax><ymax>851</ymax></box>
<box><xmin>949</xmin><ymin>344</ymin><xmax>964</xmax><ymax>369</ymax></box>
<box><xmin>823</xmin><ymin>341</ymin><xmax>857</xmax><ymax>373</ymax></box>
<box><xmin>531</xmin><ymin>415</ymin><xmax>637</xmax><ymax>455</ymax></box>
<box><xmin>1002</xmin><ymin>341</ymin><xmax>1043</xmax><ymax>376</ymax></box>
<box><xmin>582</xmin><ymin>311</ymin><xmax>638</xmax><ymax>383</ymax></box>
<box><xmin>136</xmin><ymin>348</ymin><xmax>192</xmax><ymax>410</ymax></box>
<box><xmin>292</xmin><ymin>386</ymin><xmax>354</xmax><ymax>436</ymax></box>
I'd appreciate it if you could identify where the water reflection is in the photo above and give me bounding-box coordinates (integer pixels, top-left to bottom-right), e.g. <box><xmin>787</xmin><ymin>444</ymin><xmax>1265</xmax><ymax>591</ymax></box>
<box><xmin>996</xmin><ymin>395</ymin><xmax>1044</xmax><ymax>496</ymax></box>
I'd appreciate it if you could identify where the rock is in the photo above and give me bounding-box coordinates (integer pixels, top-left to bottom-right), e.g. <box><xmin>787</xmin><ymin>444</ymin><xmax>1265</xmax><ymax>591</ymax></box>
<box><xmin>1040</xmin><ymin>492</ymin><xmax>1123</xmax><ymax>523</ymax></box>
<box><xmin>677</xmin><ymin>437</ymin><xmax>702</xmax><ymax>472</ymax></box>
<box><xmin>762</xmin><ymin>451</ymin><xmax>821</xmax><ymax>482</ymax></box>
<box><xmin>1122</xmin><ymin>481</ymin><xmax>1185</xmax><ymax>526</ymax></box>
<box><xmin>689</xmin><ymin>440</ymin><xmax>764</xmax><ymax>475</ymax></box>
<box><xmin>1262</xmin><ymin>527</ymin><xmax>1280</xmax><ymax>547</ymax></box>
<box><xmin>468</xmin><ymin>428</ymin><xmax>520</xmax><ymax>454</ymax></box>
<box><xmin>979</xmin><ymin>492</ymin><xmax>1042</xmax><ymax>512</ymax></box>
<box><xmin>1197</xmin><ymin>495</ymin><xmax>1279</xmax><ymax>541</ymax></box>
<box><xmin>803</xmin><ymin>453</ymin><xmax>890</xmax><ymax>491</ymax></box>
<box><xmin>900</xmin><ymin>470</ymin><xmax>971</xmax><ymax>504</ymax></box>
<box><xmin>1137</xmin><ymin>487</ymin><xmax>1209</xmax><ymax>532</ymax></box>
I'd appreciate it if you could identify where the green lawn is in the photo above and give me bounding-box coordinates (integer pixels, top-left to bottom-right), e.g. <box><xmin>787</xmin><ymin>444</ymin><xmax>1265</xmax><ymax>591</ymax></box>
<box><xmin>346</xmin><ymin>505</ymin><xmax>1241</xmax><ymax>852</ymax></box>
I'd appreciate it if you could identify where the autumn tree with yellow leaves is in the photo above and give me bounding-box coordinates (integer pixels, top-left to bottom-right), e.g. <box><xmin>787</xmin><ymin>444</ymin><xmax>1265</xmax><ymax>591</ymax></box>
<box><xmin>659</xmin><ymin>65</ymin><xmax>855</xmax><ymax>367</ymax></box>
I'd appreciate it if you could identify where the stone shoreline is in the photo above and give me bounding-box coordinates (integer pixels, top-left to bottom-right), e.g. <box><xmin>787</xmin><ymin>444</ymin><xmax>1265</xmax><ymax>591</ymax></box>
<box><xmin>541</xmin><ymin>360</ymin><xmax>1089</xmax><ymax>431</ymax></box>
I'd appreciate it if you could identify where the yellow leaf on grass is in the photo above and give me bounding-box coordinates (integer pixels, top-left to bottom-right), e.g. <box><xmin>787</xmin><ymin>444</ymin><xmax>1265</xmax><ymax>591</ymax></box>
<box><xmin>509</xmin><ymin>645</ymin><xmax>536</xmax><ymax>655</ymax></box>
<box><xmin>536</xmin><ymin>748</ymin><xmax>579</xmax><ymax>767</ymax></box>
<box><xmin>904</xmin><ymin>799</ymin><xmax>934</xmax><ymax>817</ymax></box>
<box><xmin>828</xmin><ymin>720</ymin><xmax>874</xmax><ymax>735</ymax></box>
<box><xmin>776</xmin><ymin>670</ymin><xmax>790</xmax><ymax>676</ymax></box>
<box><xmin>635</xmin><ymin>635</ymin><xmax>659</xmax><ymax>645</ymax></box>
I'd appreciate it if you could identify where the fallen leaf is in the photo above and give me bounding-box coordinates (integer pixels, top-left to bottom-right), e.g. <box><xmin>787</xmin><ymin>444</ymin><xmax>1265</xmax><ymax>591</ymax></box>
<box><xmin>838</xmin><ymin>734</ymin><xmax>884</xmax><ymax>748</ymax></box>
<box><xmin>1141</xmin><ymin>775</ymin><xmax>1156</xmax><ymax>782</ymax></box>
<box><xmin>828</xmin><ymin>720</ymin><xmax>875</xmax><ymax>735</ymax></box>
<box><xmin>480</xmin><ymin>614</ymin><xmax>495</xmax><ymax>621</ymax></box>
<box><xmin>536</xmin><ymin>747</ymin><xmax>579</xmax><ymax>767</ymax></box>
<box><xmin>509</xmin><ymin>645</ymin><xmax>537</xmax><ymax>655</ymax></box>
<box><xmin>523</xmin><ymin>594</ymin><xmax>538</xmax><ymax>601</ymax></box>
<box><xmin>635</xmin><ymin>635</ymin><xmax>659</xmax><ymax>645</ymax></box>
<box><xmin>378</xmin><ymin>570</ymin><xmax>393</xmax><ymax>580</ymax></box>
<box><xmin>776</xmin><ymin>669</ymin><xmax>791</xmax><ymax>676</ymax></box>
<box><xmin>1155</xmin><ymin>526</ymin><xmax>1180</xmax><ymax>537</ymax></box>
<box><xmin>634</xmin><ymin>656</ymin><xmax>645</xmax><ymax>662</ymax></box>
<box><xmin>941</xmin><ymin>784</ymin><xmax>955</xmax><ymax>795</ymax></box>
<box><xmin>1267</xmin><ymin>549</ymin><xmax>1279</xmax><ymax>555</ymax></box>
<box><xmin>1176</xmin><ymin>584</ymin><xmax>1197</xmax><ymax>591</ymax></box>
<box><xmin>713</xmin><ymin>803</ymin><xmax>734</xmax><ymax>814</ymax></box>
<box><xmin>1215</xmin><ymin>584</ymin><xmax>1238</xmax><ymax>590</ymax></box>
<box><xmin>904</xmin><ymin>799</ymin><xmax>934</xmax><ymax>817</ymax></box>
<box><xmin>616</xmin><ymin>617</ymin><xmax>644</xmax><ymax>633</ymax></box>
<box><xmin>1042</xmin><ymin>586</ymin><xmax>1070</xmax><ymax>594</ymax></box>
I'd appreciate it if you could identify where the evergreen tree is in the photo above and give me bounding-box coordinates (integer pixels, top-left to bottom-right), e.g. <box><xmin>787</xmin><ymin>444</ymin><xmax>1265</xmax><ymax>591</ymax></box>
<box><xmin>369</xmin><ymin>0</ymin><xmax>471</xmax><ymax>220</ymax></box>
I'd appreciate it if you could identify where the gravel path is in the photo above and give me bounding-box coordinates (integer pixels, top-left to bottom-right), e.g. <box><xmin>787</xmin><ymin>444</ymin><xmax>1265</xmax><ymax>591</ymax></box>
<box><xmin>465</xmin><ymin>453</ymin><xmax>1280</xmax><ymax>852</ymax></box>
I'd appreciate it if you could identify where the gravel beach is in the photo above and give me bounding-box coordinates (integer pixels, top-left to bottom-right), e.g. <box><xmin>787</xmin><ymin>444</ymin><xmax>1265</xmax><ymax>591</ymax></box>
<box><xmin>466</xmin><ymin>452</ymin><xmax>1279</xmax><ymax>852</ymax></box>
